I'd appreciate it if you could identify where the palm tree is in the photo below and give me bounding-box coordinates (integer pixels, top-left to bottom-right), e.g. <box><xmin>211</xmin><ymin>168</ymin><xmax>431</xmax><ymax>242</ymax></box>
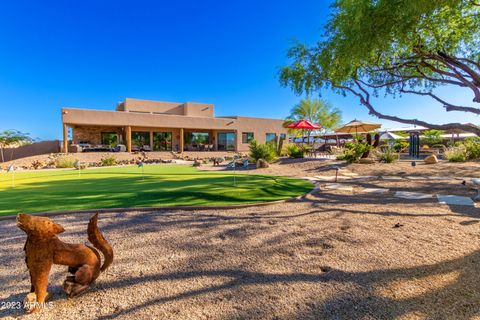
<box><xmin>284</xmin><ymin>98</ymin><xmax>342</xmax><ymax>146</ymax></box>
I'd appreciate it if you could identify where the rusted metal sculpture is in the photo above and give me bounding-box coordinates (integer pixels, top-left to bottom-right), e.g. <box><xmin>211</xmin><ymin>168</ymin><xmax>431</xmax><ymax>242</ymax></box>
<box><xmin>17</xmin><ymin>213</ymin><xmax>113</xmax><ymax>313</ymax></box>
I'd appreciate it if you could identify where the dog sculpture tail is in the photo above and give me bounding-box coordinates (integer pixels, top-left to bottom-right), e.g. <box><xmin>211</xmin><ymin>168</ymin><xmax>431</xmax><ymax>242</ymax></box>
<box><xmin>87</xmin><ymin>213</ymin><xmax>114</xmax><ymax>271</ymax></box>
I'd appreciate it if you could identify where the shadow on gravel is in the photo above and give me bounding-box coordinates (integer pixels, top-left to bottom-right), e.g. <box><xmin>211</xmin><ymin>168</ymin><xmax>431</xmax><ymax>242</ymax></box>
<box><xmin>96</xmin><ymin>250</ymin><xmax>480</xmax><ymax>320</ymax></box>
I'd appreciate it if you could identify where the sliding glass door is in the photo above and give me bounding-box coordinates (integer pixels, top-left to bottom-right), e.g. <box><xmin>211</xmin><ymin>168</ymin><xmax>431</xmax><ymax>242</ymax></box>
<box><xmin>153</xmin><ymin>132</ymin><xmax>172</xmax><ymax>151</ymax></box>
<box><xmin>217</xmin><ymin>132</ymin><xmax>236</xmax><ymax>151</ymax></box>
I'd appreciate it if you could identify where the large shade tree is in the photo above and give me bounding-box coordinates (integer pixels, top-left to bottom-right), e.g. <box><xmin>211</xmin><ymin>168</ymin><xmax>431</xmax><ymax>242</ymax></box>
<box><xmin>280</xmin><ymin>0</ymin><xmax>480</xmax><ymax>134</ymax></box>
<box><xmin>285</xmin><ymin>98</ymin><xmax>342</xmax><ymax>144</ymax></box>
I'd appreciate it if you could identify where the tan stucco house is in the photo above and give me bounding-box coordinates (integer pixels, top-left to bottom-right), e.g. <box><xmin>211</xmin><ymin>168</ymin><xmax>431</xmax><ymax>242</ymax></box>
<box><xmin>62</xmin><ymin>98</ymin><xmax>288</xmax><ymax>153</ymax></box>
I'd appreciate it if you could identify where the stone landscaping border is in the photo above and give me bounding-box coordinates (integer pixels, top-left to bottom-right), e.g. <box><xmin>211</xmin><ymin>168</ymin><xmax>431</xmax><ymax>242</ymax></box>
<box><xmin>0</xmin><ymin>181</ymin><xmax>318</xmax><ymax>221</ymax></box>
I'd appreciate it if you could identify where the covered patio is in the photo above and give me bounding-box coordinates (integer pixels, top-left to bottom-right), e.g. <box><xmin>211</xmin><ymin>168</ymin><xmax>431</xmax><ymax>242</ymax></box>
<box><xmin>64</xmin><ymin>124</ymin><xmax>239</xmax><ymax>153</ymax></box>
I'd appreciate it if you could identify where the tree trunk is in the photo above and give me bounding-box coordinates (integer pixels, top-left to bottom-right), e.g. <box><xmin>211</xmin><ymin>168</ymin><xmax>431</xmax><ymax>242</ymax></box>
<box><xmin>0</xmin><ymin>147</ymin><xmax>4</xmax><ymax>163</ymax></box>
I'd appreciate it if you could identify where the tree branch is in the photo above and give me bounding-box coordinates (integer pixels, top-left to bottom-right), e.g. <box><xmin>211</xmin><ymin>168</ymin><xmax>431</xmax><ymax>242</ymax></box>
<box><xmin>334</xmin><ymin>84</ymin><xmax>480</xmax><ymax>135</ymax></box>
<box><xmin>400</xmin><ymin>88</ymin><xmax>480</xmax><ymax>115</ymax></box>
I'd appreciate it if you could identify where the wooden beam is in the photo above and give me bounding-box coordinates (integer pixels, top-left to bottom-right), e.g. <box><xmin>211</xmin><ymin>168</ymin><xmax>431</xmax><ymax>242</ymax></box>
<box><xmin>63</xmin><ymin>123</ymin><xmax>68</xmax><ymax>154</ymax></box>
<box><xmin>179</xmin><ymin>128</ymin><xmax>184</xmax><ymax>153</ymax></box>
<box><xmin>149</xmin><ymin>130</ymin><xmax>154</xmax><ymax>150</ymax></box>
<box><xmin>126</xmin><ymin>126</ymin><xmax>132</xmax><ymax>152</ymax></box>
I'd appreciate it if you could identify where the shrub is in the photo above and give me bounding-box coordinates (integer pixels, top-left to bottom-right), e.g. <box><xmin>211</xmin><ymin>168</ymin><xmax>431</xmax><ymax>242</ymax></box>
<box><xmin>31</xmin><ymin>160</ymin><xmax>44</xmax><ymax>170</ymax></box>
<box><xmin>393</xmin><ymin>140</ymin><xmax>408</xmax><ymax>152</ymax></box>
<box><xmin>101</xmin><ymin>156</ymin><xmax>117</xmax><ymax>167</ymax></box>
<box><xmin>432</xmin><ymin>143</ymin><xmax>446</xmax><ymax>150</ymax></box>
<box><xmin>378</xmin><ymin>146</ymin><xmax>398</xmax><ymax>163</ymax></box>
<box><xmin>463</xmin><ymin>137</ymin><xmax>480</xmax><ymax>160</ymax></box>
<box><xmin>55</xmin><ymin>155</ymin><xmax>77</xmax><ymax>168</ymax></box>
<box><xmin>286</xmin><ymin>144</ymin><xmax>304</xmax><ymax>158</ymax></box>
<box><xmin>249</xmin><ymin>140</ymin><xmax>277</xmax><ymax>163</ymax></box>
<box><xmin>337</xmin><ymin>142</ymin><xmax>373</xmax><ymax>163</ymax></box>
<box><xmin>422</xmin><ymin>129</ymin><xmax>445</xmax><ymax>146</ymax></box>
<box><xmin>444</xmin><ymin>146</ymin><xmax>467</xmax><ymax>162</ymax></box>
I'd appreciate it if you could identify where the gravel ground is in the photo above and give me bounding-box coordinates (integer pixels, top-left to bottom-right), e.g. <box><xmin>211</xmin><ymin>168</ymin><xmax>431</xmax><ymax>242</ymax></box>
<box><xmin>1</xmin><ymin>160</ymin><xmax>480</xmax><ymax>319</ymax></box>
<box><xmin>243</xmin><ymin>158</ymin><xmax>480</xmax><ymax>179</ymax></box>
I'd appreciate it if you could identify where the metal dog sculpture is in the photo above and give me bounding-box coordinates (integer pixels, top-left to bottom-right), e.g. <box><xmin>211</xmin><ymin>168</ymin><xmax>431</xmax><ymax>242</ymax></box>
<box><xmin>17</xmin><ymin>213</ymin><xmax>113</xmax><ymax>313</ymax></box>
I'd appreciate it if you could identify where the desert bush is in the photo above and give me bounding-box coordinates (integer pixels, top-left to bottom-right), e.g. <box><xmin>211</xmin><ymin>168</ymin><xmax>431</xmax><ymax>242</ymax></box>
<box><xmin>286</xmin><ymin>144</ymin><xmax>304</xmax><ymax>158</ymax></box>
<box><xmin>463</xmin><ymin>138</ymin><xmax>480</xmax><ymax>160</ymax></box>
<box><xmin>337</xmin><ymin>142</ymin><xmax>373</xmax><ymax>163</ymax></box>
<box><xmin>55</xmin><ymin>155</ymin><xmax>77</xmax><ymax>168</ymax></box>
<box><xmin>393</xmin><ymin>140</ymin><xmax>409</xmax><ymax>152</ymax></box>
<box><xmin>276</xmin><ymin>137</ymin><xmax>284</xmax><ymax>156</ymax></box>
<box><xmin>31</xmin><ymin>160</ymin><xmax>44</xmax><ymax>170</ymax></box>
<box><xmin>444</xmin><ymin>146</ymin><xmax>467</xmax><ymax>162</ymax></box>
<box><xmin>378</xmin><ymin>146</ymin><xmax>398</xmax><ymax>163</ymax></box>
<box><xmin>101</xmin><ymin>156</ymin><xmax>117</xmax><ymax>167</ymax></box>
<box><xmin>249</xmin><ymin>140</ymin><xmax>277</xmax><ymax>163</ymax></box>
<box><xmin>431</xmin><ymin>144</ymin><xmax>446</xmax><ymax>151</ymax></box>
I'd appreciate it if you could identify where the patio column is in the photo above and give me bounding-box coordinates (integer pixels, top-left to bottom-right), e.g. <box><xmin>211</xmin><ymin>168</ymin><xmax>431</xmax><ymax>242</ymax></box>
<box><xmin>63</xmin><ymin>123</ymin><xmax>68</xmax><ymax>154</ymax></box>
<box><xmin>179</xmin><ymin>128</ymin><xmax>184</xmax><ymax>152</ymax></box>
<box><xmin>126</xmin><ymin>126</ymin><xmax>132</xmax><ymax>152</ymax></box>
<box><xmin>234</xmin><ymin>130</ymin><xmax>240</xmax><ymax>152</ymax></box>
<box><xmin>149</xmin><ymin>130</ymin><xmax>154</xmax><ymax>150</ymax></box>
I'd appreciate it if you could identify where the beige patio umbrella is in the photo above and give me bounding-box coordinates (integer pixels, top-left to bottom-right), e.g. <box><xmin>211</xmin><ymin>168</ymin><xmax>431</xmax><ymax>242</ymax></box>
<box><xmin>334</xmin><ymin>119</ymin><xmax>381</xmax><ymax>135</ymax></box>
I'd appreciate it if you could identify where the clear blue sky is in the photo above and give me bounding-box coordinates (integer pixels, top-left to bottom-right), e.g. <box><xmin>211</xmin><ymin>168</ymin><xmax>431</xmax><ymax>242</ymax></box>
<box><xmin>0</xmin><ymin>0</ymin><xmax>478</xmax><ymax>140</ymax></box>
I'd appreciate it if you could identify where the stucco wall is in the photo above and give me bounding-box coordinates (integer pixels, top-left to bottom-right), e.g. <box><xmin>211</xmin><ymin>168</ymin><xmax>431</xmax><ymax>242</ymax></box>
<box><xmin>183</xmin><ymin>102</ymin><xmax>214</xmax><ymax>117</ymax></box>
<box><xmin>2</xmin><ymin>140</ymin><xmax>60</xmax><ymax>162</ymax></box>
<box><xmin>124</xmin><ymin>98</ymin><xmax>185</xmax><ymax>115</ymax></box>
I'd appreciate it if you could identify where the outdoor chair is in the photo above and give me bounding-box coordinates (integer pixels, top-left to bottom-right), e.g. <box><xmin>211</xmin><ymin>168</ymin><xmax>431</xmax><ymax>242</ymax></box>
<box><xmin>114</xmin><ymin>145</ymin><xmax>127</xmax><ymax>152</ymax></box>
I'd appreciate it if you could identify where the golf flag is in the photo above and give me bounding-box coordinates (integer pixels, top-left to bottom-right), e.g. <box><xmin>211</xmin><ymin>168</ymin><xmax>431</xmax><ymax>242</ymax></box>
<box><xmin>74</xmin><ymin>160</ymin><xmax>81</xmax><ymax>177</ymax></box>
<box><xmin>138</xmin><ymin>161</ymin><xmax>145</xmax><ymax>180</ymax></box>
<box><xmin>7</xmin><ymin>165</ymin><xmax>14</xmax><ymax>188</ymax></box>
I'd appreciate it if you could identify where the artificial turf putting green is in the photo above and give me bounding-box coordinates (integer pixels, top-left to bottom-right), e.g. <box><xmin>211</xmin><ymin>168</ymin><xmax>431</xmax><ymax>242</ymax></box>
<box><xmin>0</xmin><ymin>164</ymin><xmax>313</xmax><ymax>216</ymax></box>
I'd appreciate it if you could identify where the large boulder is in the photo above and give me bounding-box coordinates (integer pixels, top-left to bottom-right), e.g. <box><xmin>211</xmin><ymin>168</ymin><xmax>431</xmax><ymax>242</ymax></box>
<box><xmin>424</xmin><ymin>154</ymin><xmax>438</xmax><ymax>164</ymax></box>
<box><xmin>256</xmin><ymin>159</ymin><xmax>269</xmax><ymax>168</ymax></box>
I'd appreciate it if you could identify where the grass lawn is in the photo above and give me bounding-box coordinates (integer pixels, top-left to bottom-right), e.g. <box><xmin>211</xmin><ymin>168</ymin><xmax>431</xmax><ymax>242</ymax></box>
<box><xmin>0</xmin><ymin>164</ymin><xmax>312</xmax><ymax>216</ymax></box>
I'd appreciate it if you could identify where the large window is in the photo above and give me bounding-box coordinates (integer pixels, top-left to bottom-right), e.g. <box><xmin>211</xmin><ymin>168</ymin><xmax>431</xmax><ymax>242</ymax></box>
<box><xmin>218</xmin><ymin>132</ymin><xmax>236</xmax><ymax>151</ymax></box>
<box><xmin>153</xmin><ymin>132</ymin><xmax>172</xmax><ymax>151</ymax></box>
<box><xmin>132</xmin><ymin>131</ymin><xmax>150</xmax><ymax>148</ymax></box>
<box><xmin>242</xmin><ymin>132</ymin><xmax>254</xmax><ymax>144</ymax></box>
<box><xmin>265</xmin><ymin>133</ymin><xmax>277</xmax><ymax>144</ymax></box>
<box><xmin>183</xmin><ymin>132</ymin><xmax>210</xmax><ymax>151</ymax></box>
<box><xmin>101</xmin><ymin>132</ymin><xmax>118</xmax><ymax>146</ymax></box>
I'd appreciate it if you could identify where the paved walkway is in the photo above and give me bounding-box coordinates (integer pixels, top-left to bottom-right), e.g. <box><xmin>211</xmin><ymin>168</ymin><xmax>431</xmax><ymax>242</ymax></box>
<box><xmin>303</xmin><ymin>171</ymin><xmax>478</xmax><ymax>207</ymax></box>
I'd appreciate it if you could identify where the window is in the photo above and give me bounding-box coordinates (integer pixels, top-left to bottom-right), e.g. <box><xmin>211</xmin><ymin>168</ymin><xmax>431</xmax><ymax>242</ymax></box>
<box><xmin>101</xmin><ymin>132</ymin><xmax>118</xmax><ymax>146</ymax></box>
<box><xmin>132</xmin><ymin>131</ymin><xmax>150</xmax><ymax>148</ymax></box>
<box><xmin>183</xmin><ymin>132</ymin><xmax>210</xmax><ymax>151</ymax></box>
<box><xmin>265</xmin><ymin>133</ymin><xmax>277</xmax><ymax>143</ymax></box>
<box><xmin>218</xmin><ymin>132</ymin><xmax>236</xmax><ymax>151</ymax></box>
<box><xmin>153</xmin><ymin>132</ymin><xmax>172</xmax><ymax>151</ymax></box>
<box><xmin>280</xmin><ymin>133</ymin><xmax>287</xmax><ymax>140</ymax></box>
<box><xmin>242</xmin><ymin>132</ymin><xmax>254</xmax><ymax>144</ymax></box>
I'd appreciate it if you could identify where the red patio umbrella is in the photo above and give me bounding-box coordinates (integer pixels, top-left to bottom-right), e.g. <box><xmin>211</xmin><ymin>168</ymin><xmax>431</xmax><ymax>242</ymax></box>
<box><xmin>286</xmin><ymin>120</ymin><xmax>321</xmax><ymax>145</ymax></box>
<box><xmin>286</xmin><ymin>119</ymin><xmax>321</xmax><ymax>130</ymax></box>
